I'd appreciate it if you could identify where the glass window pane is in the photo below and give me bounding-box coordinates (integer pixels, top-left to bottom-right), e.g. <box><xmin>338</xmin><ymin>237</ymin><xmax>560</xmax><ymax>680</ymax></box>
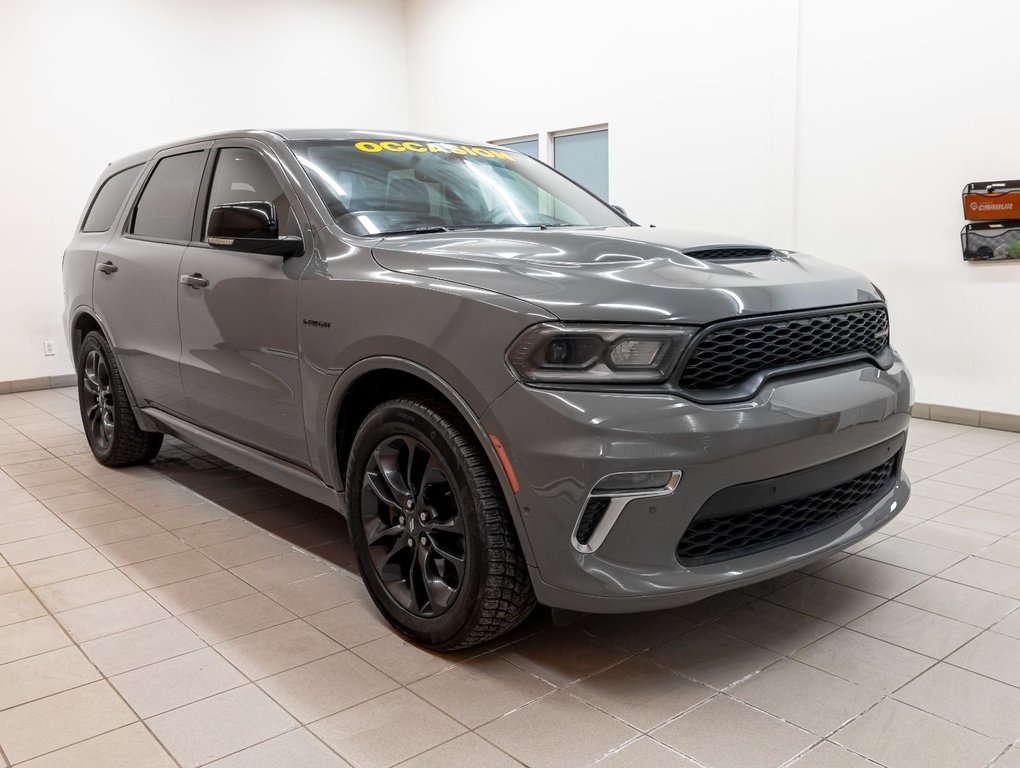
<box><xmin>132</xmin><ymin>151</ymin><xmax>206</xmax><ymax>241</ymax></box>
<box><xmin>289</xmin><ymin>140</ymin><xmax>627</xmax><ymax>236</ymax></box>
<box><xmin>207</xmin><ymin>148</ymin><xmax>298</xmax><ymax>237</ymax></box>
<box><xmin>499</xmin><ymin>139</ymin><xmax>540</xmax><ymax>160</ymax></box>
<box><xmin>82</xmin><ymin>165</ymin><xmax>143</xmax><ymax>233</ymax></box>
<box><xmin>554</xmin><ymin>130</ymin><xmax>608</xmax><ymax>201</ymax></box>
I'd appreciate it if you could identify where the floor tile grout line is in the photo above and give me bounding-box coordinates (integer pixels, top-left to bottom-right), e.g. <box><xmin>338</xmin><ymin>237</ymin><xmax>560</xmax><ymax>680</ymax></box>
<box><xmin>689</xmin><ymin>584</ymin><xmax>953</xmax><ymax>712</ymax></box>
<box><xmin>414</xmin><ymin>621</ymin><xmax>711</xmax><ymax>756</ymax></box>
<box><xmin>242</xmin><ymin>679</ymin><xmax>433</xmax><ymax>765</ymax></box>
<box><xmin>1</xmin><ymin>405</ymin><xmax>402</xmax><ymax>765</ymax></box>
<box><xmin>844</xmin><ymin>602</ymin><xmax>987</xmax><ymax>657</ymax></box>
<box><xmin>0</xmin><ymin>402</ymin><xmax>268</xmax><ymax>768</ymax></box>
<box><xmin>879</xmin><ymin>644</ymin><xmax>1020</xmax><ymax>746</ymax></box>
<box><xmin>65</xmin><ymin>607</ymin><xmax>389</xmax><ymax>761</ymax></box>
<box><xmin>579</xmin><ymin>733</ymin><xmax>652</xmax><ymax>768</ymax></box>
<box><xmin>715</xmin><ymin>580</ymin><xmax>1020</xmax><ymax>749</ymax></box>
<box><xmin>561</xmin><ymin>676</ymin><xmax>713</xmax><ymax>735</ymax></box>
<box><xmin>592</xmin><ymin>732</ymin><xmax>714</xmax><ymax>768</ymax></box>
<box><xmin>0</xmin><ymin>477</ymin><xmax>189</xmax><ymax>768</ymax></box>
<box><xmin>920</xmin><ymin>424</ymin><xmax>1020</xmax><ymax>446</ymax></box>
<box><xmin>152</xmin><ymin>574</ymin><xmax>517</xmax><ymax>765</ymax></box>
<box><xmin>182</xmin><ymin>724</ymin><xmax>331</xmax><ymax>768</ymax></box>
<box><xmin>5</xmin><ymin>398</ymin><xmax>1020</xmax><ymax>765</ymax></box>
<box><xmin>893</xmin><ymin>652</ymin><xmax>1020</xmax><ymax>727</ymax></box>
<box><xmin>1</xmin><ymin>507</ymin><xmax>180</xmax><ymax>563</ymax></box>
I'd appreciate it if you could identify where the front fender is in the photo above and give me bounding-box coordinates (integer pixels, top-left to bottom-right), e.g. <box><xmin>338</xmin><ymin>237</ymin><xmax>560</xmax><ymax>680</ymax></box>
<box><xmin>307</xmin><ymin>356</ymin><xmax>537</xmax><ymax>567</ymax></box>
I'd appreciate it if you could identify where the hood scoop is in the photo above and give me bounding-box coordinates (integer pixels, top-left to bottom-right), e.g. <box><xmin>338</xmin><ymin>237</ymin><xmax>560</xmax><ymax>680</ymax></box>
<box><xmin>683</xmin><ymin>246</ymin><xmax>777</xmax><ymax>261</ymax></box>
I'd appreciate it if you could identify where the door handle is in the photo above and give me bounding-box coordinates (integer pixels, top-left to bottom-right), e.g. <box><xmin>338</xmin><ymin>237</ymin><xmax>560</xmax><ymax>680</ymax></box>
<box><xmin>179</xmin><ymin>273</ymin><xmax>210</xmax><ymax>289</ymax></box>
<box><xmin>96</xmin><ymin>261</ymin><xmax>118</xmax><ymax>275</ymax></box>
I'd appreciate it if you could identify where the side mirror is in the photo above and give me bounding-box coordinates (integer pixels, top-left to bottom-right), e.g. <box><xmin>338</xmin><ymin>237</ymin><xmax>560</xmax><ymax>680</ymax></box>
<box><xmin>207</xmin><ymin>201</ymin><xmax>302</xmax><ymax>257</ymax></box>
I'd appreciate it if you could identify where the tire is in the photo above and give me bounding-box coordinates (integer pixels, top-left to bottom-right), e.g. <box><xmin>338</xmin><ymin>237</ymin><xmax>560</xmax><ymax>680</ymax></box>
<box><xmin>346</xmin><ymin>395</ymin><xmax>535</xmax><ymax>650</ymax></box>
<box><xmin>77</xmin><ymin>331</ymin><xmax>163</xmax><ymax>467</ymax></box>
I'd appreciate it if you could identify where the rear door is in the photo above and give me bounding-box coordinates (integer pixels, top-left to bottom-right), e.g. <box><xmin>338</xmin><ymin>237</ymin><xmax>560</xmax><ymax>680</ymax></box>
<box><xmin>65</xmin><ymin>162</ymin><xmax>145</xmax><ymax>341</ymax></box>
<box><xmin>177</xmin><ymin>139</ymin><xmax>308</xmax><ymax>465</ymax></box>
<box><xmin>93</xmin><ymin>143</ymin><xmax>210</xmax><ymax>415</ymax></box>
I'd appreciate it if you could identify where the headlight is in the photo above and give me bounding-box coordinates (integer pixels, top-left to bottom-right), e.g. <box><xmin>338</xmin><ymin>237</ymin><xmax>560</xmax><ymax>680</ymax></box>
<box><xmin>507</xmin><ymin>323</ymin><xmax>696</xmax><ymax>384</ymax></box>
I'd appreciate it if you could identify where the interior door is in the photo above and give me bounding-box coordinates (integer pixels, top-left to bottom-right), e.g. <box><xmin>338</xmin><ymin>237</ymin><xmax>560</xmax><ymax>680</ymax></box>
<box><xmin>92</xmin><ymin>145</ymin><xmax>210</xmax><ymax>416</ymax></box>
<box><xmin>177</xmin><ymin>141</ymin><xmax>308</xmax><ymax>465</ymax></box>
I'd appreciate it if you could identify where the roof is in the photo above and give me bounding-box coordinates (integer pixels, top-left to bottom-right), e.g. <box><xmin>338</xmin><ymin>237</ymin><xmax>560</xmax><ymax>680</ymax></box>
<box><xmin>269</xmin><ymin>128</ymin><xmax>490</xmax><ymax>146</ymax></box>
<box><xmin>105</xmin><ymin>128</ymin><xmax>501</xmax><ymax>174</ymax></box>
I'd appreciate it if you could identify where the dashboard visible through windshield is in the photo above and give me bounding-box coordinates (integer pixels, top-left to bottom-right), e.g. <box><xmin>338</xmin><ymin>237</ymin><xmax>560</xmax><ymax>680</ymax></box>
<box><xmin>288</xmin><ymin>138</ymin><xmax>628</xmax><ymax>237</ymax></box>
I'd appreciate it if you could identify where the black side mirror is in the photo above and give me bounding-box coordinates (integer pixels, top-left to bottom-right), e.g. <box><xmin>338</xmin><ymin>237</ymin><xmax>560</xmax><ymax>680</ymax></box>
<box><xmin>207</xmin><ymin>201</ymin><xmax>302</xmax><ymax>257</ymax></box>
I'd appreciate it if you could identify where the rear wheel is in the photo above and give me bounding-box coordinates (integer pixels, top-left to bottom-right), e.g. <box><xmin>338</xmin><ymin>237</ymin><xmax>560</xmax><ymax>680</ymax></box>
<box><xmin>77</xmin><ymin>331</ymin><xmax>163</xmax><ymax>466</ymax></box>
<box><xmin>347</xmin><ymin>395</ymin><xmax>534</xmax><ymax>649</ymax></box>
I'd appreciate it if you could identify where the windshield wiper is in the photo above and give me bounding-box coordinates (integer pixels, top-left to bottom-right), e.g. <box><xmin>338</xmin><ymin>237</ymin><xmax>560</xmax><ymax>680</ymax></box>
<box><xmin>379</xmin><ymin>226</ymin><xmax>450</xmax><ymax>236</ymax></box>
<box><xmin>445</xmin><ymin>223</ymin><xmax>579</xmax><ymax>231</ymax></box>
<box><xmin>377</xmin><ymin>223</ymin><xmax>581</xmax><ymax>236</ymax></box>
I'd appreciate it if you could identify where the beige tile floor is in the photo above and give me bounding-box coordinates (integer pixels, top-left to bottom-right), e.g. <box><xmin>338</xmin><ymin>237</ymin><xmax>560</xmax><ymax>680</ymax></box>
<box><xmin>1</xmin><ymin>389</ymin><xmax>1020</xmax><ymax>766</ymax></box>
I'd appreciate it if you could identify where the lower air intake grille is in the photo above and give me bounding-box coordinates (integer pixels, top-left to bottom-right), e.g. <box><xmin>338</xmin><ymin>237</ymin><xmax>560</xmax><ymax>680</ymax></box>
<box><xmin>677</xmin><ymin>306</ymin><xmax>890</xmax><ymax>391</ymax></box>
<box><xmin>676</xmin><ymin>456</ymin><xmax>897</xmax><ymax>566</ymax></box>
<box><xmin>574</xmin><ymin>498</ymin><xmax>610</xmax><ymax>546</ymax></box>
<box><xmin>683</xmin><ymin>247</ymin><xmax>776</xmax><ymax>261</ymax></box>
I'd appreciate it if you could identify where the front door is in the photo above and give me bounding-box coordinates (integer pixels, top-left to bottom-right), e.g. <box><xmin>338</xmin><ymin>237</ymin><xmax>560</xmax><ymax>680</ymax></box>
<box><xmin>177</xmin><ymin>140</ymin><xmax>308</xmax><ymax>465</ymax></box>
<box><xmin>93</xmin><ymin>145</ymin><xmax>210</xmax><ymax>416</ymax></box>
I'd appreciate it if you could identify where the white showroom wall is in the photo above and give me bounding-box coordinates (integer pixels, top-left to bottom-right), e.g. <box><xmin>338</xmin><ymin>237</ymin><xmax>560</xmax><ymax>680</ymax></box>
<box><xmin>404</xmin><ymin>0</ymin><xmax>801</xmax><ymax>248</ymax></box>
<box><xmin>0</xmin><ymin>0</ymin><xmax>409</xmax><ymax>383</ymax></box>
<box><xmin>795</xmin><ymin>0</ymin><xmax>1020</xmax><ymax>415</ymax></box>
<box><xmin>4</xmin><ymin>0</ymin><xmax>1017</xmax><ymax>416</ymax></box>
<box><xmin>405</xmin><ymin>0</ymin><xmax>1020</xmax><ymax>416</ymax></box>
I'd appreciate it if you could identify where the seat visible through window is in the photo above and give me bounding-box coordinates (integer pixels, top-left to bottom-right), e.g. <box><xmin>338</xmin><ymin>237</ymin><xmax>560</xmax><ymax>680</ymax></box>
<box><xmin>207</xmin><ymin>148</ymin><xmax>300</xmax><ymax>237</ymax></box>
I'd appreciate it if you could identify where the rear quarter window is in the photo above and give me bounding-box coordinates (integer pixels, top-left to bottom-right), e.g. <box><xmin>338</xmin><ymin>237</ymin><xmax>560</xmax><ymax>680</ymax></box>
<box><xmin>82</xmin><ymin>165</ymin><xmax>143</xmax><ymax>233</ymax></box>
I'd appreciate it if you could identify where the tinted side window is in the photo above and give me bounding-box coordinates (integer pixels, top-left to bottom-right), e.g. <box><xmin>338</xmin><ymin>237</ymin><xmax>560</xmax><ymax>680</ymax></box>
<box><xmin>131</xmin><ymin>151</ymin><xmax>206</xmax><ymax>241</ymax></box>
<box><xmin>82</xmin><ymin>165</ymin><xmax>143</xmax><ymax>233</ymax></box>
<box><xmin>207</xmin><ymin>148</ymin><xmax>300</xmax><ymax>237</ymax></box>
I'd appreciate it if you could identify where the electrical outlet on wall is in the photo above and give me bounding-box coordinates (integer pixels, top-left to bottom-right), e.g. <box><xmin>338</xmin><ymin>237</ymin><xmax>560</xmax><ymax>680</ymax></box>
<box><xmin>43</xmin><ymin>340</ymin><xmax>55</xmax><ymax>356</ymax></box>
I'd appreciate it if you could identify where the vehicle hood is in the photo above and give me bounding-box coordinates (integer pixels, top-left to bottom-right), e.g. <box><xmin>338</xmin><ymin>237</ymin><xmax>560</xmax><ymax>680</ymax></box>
<box><xmin>370</xmin><ymin>226</ymin><xmax>882</xmax><ymax>324</ymax></box>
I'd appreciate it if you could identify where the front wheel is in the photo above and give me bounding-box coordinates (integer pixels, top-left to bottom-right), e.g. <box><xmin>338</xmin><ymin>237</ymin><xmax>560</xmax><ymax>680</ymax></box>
<box><xmin>347</xmin><ymin>396</ymin><xmax>535</xmax><ymax>649</ymax></box>
<box><xmin>77</xmin><ymin>331</ymin><xmax>163</xmax><ymax>466</ymax></box>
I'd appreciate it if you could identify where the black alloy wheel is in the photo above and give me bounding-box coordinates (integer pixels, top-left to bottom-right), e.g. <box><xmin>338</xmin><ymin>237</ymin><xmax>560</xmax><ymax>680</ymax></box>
<box><xmin>81</xmin><ymin>349</ymin><xmax>115</xmax><ymax>450</ymax></box>
<box><xmin>347</xmin><ymin>395</ymin><xmax>535</xmax><ymax>650</ymax></box>
<box><xmin>361</xmin><ymin>434</ymin><xmax>467</xmax><ymax>617</ymax></box>
<box><xmin>76</xmin><ymin>330</ymin><xmax>163</xmax><ymax>466</ymax></box>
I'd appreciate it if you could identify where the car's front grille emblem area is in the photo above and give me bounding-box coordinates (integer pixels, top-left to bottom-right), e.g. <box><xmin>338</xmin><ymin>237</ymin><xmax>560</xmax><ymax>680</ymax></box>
<box><xmin>676</xmin><ymin>455</ymin><xmax>898</xmax><ymax>566</ymax></box>
<box><xmin>677</xmin><ymin>306</ymin><xmax>890</xmax><ymax>391</ymax></box>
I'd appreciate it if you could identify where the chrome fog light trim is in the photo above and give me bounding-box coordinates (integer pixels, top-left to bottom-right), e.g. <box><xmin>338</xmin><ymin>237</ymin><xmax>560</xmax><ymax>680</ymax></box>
<box><xmin>571</xmin><ymin>470</ymin><xmax>682</xmax><ymax>554</ymax></box>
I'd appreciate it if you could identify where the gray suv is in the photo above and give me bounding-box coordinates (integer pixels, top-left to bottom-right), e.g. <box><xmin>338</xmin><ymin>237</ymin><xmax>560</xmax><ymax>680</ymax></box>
<box><xmin>63</xmin><ymin>130</ymin><xmax>912</xmax><ymax>649</ymax></box>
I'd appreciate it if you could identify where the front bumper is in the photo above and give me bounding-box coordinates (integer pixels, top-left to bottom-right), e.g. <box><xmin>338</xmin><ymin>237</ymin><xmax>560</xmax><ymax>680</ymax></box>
<box><xmin>481</xmin><ymin>357</ymin><xmax>912</xmax><ymax>613</ymax></box>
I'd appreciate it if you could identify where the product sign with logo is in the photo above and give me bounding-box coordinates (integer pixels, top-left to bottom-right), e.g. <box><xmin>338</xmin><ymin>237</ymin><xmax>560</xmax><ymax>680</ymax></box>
<box><xmin>961</xmin><ymin>180</ymin><xmax>1020</xmax><ymax>262</ymax></box>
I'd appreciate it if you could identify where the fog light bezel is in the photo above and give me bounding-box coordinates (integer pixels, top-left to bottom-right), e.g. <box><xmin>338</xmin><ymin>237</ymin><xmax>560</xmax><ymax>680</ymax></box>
<box><xmin>571</xmin><ymin>469</ymin><xmax>682</xmax><ymax>554</ymax></box>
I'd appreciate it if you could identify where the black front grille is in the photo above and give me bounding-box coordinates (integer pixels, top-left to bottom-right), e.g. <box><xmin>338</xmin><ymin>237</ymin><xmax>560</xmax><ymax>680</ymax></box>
<box><xmin>574</xmin><ymin>498</ymin><xmax>610</xmax><ymax>545</ymax></box>
<box><xmin>683</xmin><ymin>247</ymin><xmax>776</xmax><ymax>261</ymax></box>
<box><xmin>677</xmin><ymin>306</ymin><xmax>889</xmax><ymax>391</ymax></box>
<box><xmin>676</xmin><ymin>456</ymin><xmax>897</xmax><ymax>566</ymax></box>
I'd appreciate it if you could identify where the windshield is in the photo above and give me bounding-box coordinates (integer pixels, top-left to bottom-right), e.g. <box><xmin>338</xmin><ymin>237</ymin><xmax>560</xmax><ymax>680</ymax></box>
<box><xmin>289</xmin><ymin>139</ymin><xmax>629</xmax><ymax>236</ymax></box>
